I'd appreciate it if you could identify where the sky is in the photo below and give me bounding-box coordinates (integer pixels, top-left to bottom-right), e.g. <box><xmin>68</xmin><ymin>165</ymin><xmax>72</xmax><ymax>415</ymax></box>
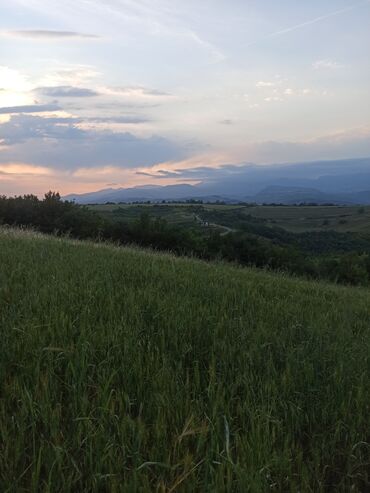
<box><xmin>0</xmin><ymin>0</ymin><xmax>369</xmax><ymax>195</ymax></box>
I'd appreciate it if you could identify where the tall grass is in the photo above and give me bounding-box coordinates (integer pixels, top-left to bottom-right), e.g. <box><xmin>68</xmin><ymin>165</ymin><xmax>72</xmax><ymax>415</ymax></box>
<box><xmin>0</xmin><ymin>228</ymin><xmax>369</xmax><ymax>492</ymax></box>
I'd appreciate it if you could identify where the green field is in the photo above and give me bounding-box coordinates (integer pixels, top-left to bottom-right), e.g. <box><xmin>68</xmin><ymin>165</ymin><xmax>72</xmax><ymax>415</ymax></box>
<box><xmin>246</xmin><ymin>205</ymin><xmax>370</xmax><ymax>233</ymax></box>
<box><xmin>1</xmin><ymin>228</ymin><xmax>369</xmax><ymax>492</ymax></box>
<box><xmin>88</xmin><ymin>204</ymin><xmax>203</xmax><ymax>229</ymax></box>
<box><xmin>88</xmin><ymin>203</ymin><xmax>370</xmax><ymax>234</ymax></box>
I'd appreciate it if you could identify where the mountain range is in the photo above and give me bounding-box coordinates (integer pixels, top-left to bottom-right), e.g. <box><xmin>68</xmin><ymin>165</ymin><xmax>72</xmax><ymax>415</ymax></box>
<box><xmin>64</xmin><ymin>157</ymin><xmax>370</xmax><ymax>205</ymax></box>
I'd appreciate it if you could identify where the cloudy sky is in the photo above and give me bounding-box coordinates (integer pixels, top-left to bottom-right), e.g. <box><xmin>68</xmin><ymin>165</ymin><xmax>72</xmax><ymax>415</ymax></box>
<box><xmin>0</xmin><ymin>0</ymin><xmax>369</xmax><ymax>195</ymax></box>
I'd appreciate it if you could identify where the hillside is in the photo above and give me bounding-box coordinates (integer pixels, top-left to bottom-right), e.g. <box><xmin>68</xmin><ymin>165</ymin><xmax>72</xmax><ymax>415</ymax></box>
<box><xmin>0</xmin><ymin>228</ymin><xmax>369</xmax><ymax>492</ymax></box>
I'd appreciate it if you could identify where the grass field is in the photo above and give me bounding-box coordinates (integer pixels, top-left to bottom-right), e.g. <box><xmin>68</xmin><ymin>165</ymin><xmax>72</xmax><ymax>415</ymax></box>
<box><xmin>88</xmin><ymin>204</ymin><xmax>202</xmax><ymax>229</ymax></box>
<box><xmin>246</xmin><ymin>205</ymin><xmax>370</xmax><ymax>233</ymax></box>
<box><xmin>0</xmin><ymin>228</ymin><xmax>369</xmax><ymax>492</ymax></box>
<box><xmin>88</xmin><ymin>203</ymin><xmax>370</xmax><ymax>234</ymax></box>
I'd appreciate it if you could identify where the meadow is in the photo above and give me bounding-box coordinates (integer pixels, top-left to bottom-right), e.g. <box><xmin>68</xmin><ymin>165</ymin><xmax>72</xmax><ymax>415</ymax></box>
<box><xmin>0</xmin><ymin>227</ymin><xmax>369</xmax><ymax>492</ymax></box>
<box><xmin>246</xmin><ymin>205</ymin><xmax>370</xmax><ymax>233</ymax></box>
<box><xmin>88</xmin><ymin>203</ymin><xmax>370</xmax><ymax>233</ymax></box>
<box><xmin>88</xmin><ymin>203</ymin><xmax>206</xmax><ymax>230</ymax></box>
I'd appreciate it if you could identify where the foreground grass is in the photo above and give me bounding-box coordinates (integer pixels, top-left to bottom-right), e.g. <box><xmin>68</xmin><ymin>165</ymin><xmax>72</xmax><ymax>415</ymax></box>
<box><xmin>0</xmin><ymin>228</ymin><xmax>369</xmax><ymax>492</ymax></box>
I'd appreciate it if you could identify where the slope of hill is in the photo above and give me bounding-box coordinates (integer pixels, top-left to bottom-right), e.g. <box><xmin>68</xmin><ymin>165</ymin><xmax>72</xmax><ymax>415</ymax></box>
<box><xmin>0</xmin><ymin>228</ymin><xmax>369</xmax><ymax>492</ymax></box>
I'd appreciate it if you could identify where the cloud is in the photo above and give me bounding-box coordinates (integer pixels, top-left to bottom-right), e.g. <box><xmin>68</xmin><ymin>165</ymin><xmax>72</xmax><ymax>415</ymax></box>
<box><xmin>136</xmin><ymin>169</ymin><xmax>182</xmax><ymax>179</ymax></box>
<box><xmin>264</xmin><ymin>96</ymin><xmax>282</xmax><ymax>102</ymax></box>
<box><xmin>0</xmin><ymin>66</ymin><xmax>31</xmax><ymax>92</ymax></box>
<box><xmin>0</xmin><ymin>163</ymin><xmax>54</xmax><ymax>176</ymax></box>
<box><xmin>245</xmin><ymin>1</ymin><xmax>370</xmax><ymax>47</ymax></box>
<box><xmin>219</xmin><ymin>119</ymin><xmax>234</xmax><ymax>125</ymax></box>
<box><xmin>0</xmin><ymin>114</ymin><xmax>191</xmax><ymax>169</ymax></box>
<box><xmin>136</xmin><ymin>171</ymin><xmax>162</xmax><ymax>177</ymax></box>
<box><xmin>246</xmin><ymin>128</ymin><xmax>370</xmax><ymax>164</ymax></box>
<box><xmin>256</xmin><ymin>81</ymin><xmax>275</xmax><ymax>88</ymax></box>
<box><xmin>185</xmin><ymin>31</ymin><xmax>226</xmax><ymax>64</ymax></box>
<box><xmin>35</xmin><ymin>86</ymin><xmax>100</xmax><ymax>97</ymax></box>
<box><xmin>106</xmin><ymin>86</ymin><xmax>171</xmax><ymax>98</ymax></box>
<box><xmin>0</xmin><ymin>104</ymin><xmax>61</xmax><ymax>115</ymax></box>
<box><xmin>39</xmin><ymin>66</ymin><xmax>101</xmax><ymax>86</ymax></box>
<box><xmin>312</xmin><ymin>59</ymin><xmax>346</xmax><ymax>70</ymax></box>
<box><xmin>2</xmin><ymin>30</ymin><xmax>100</xmax><ymax>40</ymax></box>
<box><xmin>144</xmin><ymin>165</ymin><xmax>244</xmax><ymax>181</ymax></box>
<box><xmin>141</xmin><ymin>128</ymin><xmax>370</xmax><ymax>184</ymax></box>
<box><xmin>0</xmin><ymin>115</ymin><xmax>84</xmax><ymax>144</ymax></box>
<box><xmin>86</xmin><ymin>116</ymin><xmax>150</xmax><ymax>124</ymax></box>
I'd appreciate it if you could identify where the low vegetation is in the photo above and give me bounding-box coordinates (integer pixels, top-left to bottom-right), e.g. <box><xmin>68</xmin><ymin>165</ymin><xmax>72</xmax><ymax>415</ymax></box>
<box><xmin>1</xmin><ymin>193</ymin><xmax>370</xmax><ymax>286</ymax></box>
<box><xmin>88</xmin><ymin>202</ymin><xmax>370</xmax><ymax>233</ymax></box>
<box><xmin>0</xmin><ymin>228</ymin><xmax>369</xmax><ymax>491</ymax></box>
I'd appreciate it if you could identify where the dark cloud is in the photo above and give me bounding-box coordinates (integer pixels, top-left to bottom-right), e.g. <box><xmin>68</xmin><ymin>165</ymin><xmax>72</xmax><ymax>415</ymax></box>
<box><xmin>135</xmin><ymin>171</ymin><xmax>173</xmax><ymax>178</ymax></box>
<box><xmin>136</xmin><ymin>171</ymin><xmax>156</xmax><ymax>177</ymax></box>
<box><xmin>4</xmin><ymin>30</ymin><xmax>100</xmax><ymax>40</ymax></box>
<box><xmin>35</xmin><ymin>86</ymin><xmax>100</xmax><ymax>97</ymax></box>
<box><xmin>0</xmin><ymin>104</ymin><xmax>61</xmax><ymax>115</ymax></box>
<box><xmin>152</xmin><ymin>166</ymin><xmax>233</xmax><ymax>180</ymax></box>
<box><xmin>219</xmin><ymin>119</ymin><xmax>234</xmax><ymax>125</ymax></box>
<box><xmin>0</xmin><ymin>115</ymin><xmax>84</xmax><ymax>144</ymax></box>
<box><xmin>0</xmin><ymin>114</ymin><xmax>190</xmax><ymax>169</ymax></box>
<box><xmin>136</xmin><ymin>169</ymin><xmax>181</xmax><ymax>178</ymax></box>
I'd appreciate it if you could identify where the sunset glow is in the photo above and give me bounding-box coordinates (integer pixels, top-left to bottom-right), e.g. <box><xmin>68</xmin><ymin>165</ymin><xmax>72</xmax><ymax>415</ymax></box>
<box><xmin>0</xmin><ymin>1</ymin><xmax>369</xmax><ymax>196</ymax></box>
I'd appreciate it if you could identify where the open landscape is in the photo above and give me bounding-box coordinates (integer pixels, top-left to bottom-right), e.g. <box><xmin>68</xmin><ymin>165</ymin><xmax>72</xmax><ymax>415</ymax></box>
<box><xmin>1</xmin><ymin>227</ymin><xmax>369</xmax><ymax>492</ymax></box>
<box><xmin>88</xmin><ymin>203</ymin><xmax>370</xmax><ymax>233</ymax></box>
<box><xmin>1</xmin><ymin>0</ymin><xmax>370</xmax><ymax>491</ymax></box>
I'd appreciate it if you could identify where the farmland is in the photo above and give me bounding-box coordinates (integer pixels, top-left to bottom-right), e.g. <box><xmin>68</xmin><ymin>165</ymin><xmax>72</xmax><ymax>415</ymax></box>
<box><xmin>88</xmin><ymin>203</ymin><xmax>370</xmax><ymax>234</ymax></box>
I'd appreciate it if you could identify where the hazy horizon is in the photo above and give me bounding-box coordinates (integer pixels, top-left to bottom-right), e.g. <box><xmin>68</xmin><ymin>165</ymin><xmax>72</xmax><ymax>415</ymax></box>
<box><xmin>1</xmin><ymin>0</ymin><xmax>369</xmax><ymax>196</ymax></box>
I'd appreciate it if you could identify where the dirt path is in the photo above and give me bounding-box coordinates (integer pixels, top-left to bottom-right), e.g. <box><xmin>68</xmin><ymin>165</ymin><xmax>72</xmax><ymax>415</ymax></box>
<box><xmin>194</xmin><ymin>214</ymin><xmax>235</xmax><ymax>236</ymax></box>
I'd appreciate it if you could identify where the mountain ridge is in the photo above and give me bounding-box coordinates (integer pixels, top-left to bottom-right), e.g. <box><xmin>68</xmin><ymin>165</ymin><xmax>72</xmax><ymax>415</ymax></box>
<box><xmin>64</xmin><ymin>157</ymin><xmax>370</xmax><ymax>204</ymax></box>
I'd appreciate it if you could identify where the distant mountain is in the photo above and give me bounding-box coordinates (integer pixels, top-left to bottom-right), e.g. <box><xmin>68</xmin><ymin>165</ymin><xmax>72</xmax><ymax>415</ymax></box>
<box><xmin>64</xmin><ymin>184</ymin><xmax>198</xmax><ymax>204</ymax></box>
<box><xmin>244</xmin><ymin>187</ymin><xmax>370</xmax><ymax>205</ymax></box>
<box><xmin>248</xmin><ymin>186</ymin><xmax>352</xmax><ymax>205</ymax></box>
<box><xmin>64</xmin><ymin>157</ymin><xmax>370</xmax><ymax>205</ymax></box>
<box><xmin>272</xmin><ymin>173</ymin><xmax>370</xmax><ymax>194</ymax></box>
<box><xmin>345</xmin><ymin>190</ymin><xmax>370</xmax><ymax>205</ymax></box>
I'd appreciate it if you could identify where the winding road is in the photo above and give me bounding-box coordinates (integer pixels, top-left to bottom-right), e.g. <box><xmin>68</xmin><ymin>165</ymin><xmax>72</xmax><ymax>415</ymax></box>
<box><xmin>194</xmin><ymin>214</ymin><xmax>235</xmax><ymax>236</ymax></box>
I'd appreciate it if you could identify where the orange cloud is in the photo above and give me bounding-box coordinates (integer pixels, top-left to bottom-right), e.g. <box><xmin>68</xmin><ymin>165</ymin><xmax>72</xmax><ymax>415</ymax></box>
<box><xmin>0</xmin><ymin>163</ymin><xmax>54</xmax><ymax>176</ymax></box>
<box><xmin>0</xmin><ymin>162</ymin><xmax>178</xmax><ymax>196</ymax></box>
<box><xmin>0</xmin><ymin>150</ymin><xmax>243</xmax><ymax>197</ymax></box>
<box><xmin>144</xmin><ymin>151</ymin><xmax>235</xmax><ymax>174</ymax></box>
